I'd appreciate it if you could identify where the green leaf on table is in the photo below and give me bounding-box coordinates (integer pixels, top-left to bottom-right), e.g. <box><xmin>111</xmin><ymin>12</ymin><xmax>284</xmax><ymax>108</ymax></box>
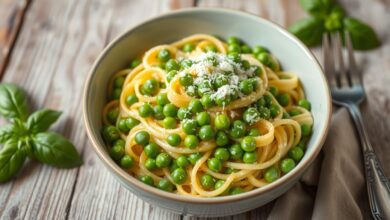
<box><xmin>0</xmin><ymin>83</ymin><xmax>29</xmax><ymax>121</ymax></box>
<box><xmin>343</xmin><ymin>17</ymin><xmax>380</xmax><ymax>50</ymax></box>
<box><xmin>0</xmin><ymin>139</ymin><xmax>27</xmax><ymax>182</ymax></box>
<box><xmin>299</xmin><ymin>0</ymin><xmax>334</xmax><ymax>17</ymax></box>
<box><xmin>26</xmin><ymin>109</ymin><xmax>62</xmax><ymax>134</ymax></box>
<box><xmin>32</xmin><ymin>132</ymin><xmax>82</xmax><ymax>168</ymax></box>
<box><xmin>288</xmin><ymin>17</ymin><xmax>325</xmax><ymax>47</ymax></box>
<box><xmin>0</xmin><ymin>125</ymin><xmax>16</xmax><ymax>144</ymax></box>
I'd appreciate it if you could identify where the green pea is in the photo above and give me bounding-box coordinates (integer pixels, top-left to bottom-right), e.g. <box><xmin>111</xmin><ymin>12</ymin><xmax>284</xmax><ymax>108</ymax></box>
<box><xmin>138</xmin><ymin>103</ymin><xmax>154</xmax><ymax>118</ymax></box>
<box><xmin>229</xmin><ymin>120</ymin><xmax>246</xmax><ymax>139</ymax></box>
<box><xmin>183</xmin><ymin>43</ymin><xmax>195</xmax><ymax>52</ymax></box>
<box><xmin>130</xmin><ymin>59</ymin><xmax>142</xmax><ymax>68</ymax></box>
<box><xmin>170</xmin><ymin>160</ymin><xmax>179</xmax><ymax>172</ymax></box>
<box><xmin>214</xmin><ymin>114</ymin><xmax>231</xmax><ymax>130</ymax></box>
<box><xmin>145</xmin><ymin>158</ymin><xmax>157</xmax><ymax>171</ymax></box>
<box><xmin>227</xmin><ymin>36</ymin><xmax>240</xmax><ymax>45</ymax></box>
<box><xmin>179</xmin><ymin>73</ymin><xmax>193</xmax><ymax>86</ymax></box>
<box><xmin>215</xmin><ymin>131</ymin><xmax>229</xmax><ymax>146</ymax></box>
<box><xmin>257</xmin><ymin>52</ymin><xmax>271</xmax><ymax>65</ymax></box>
<box><xmin>163</xmin><ymin>104</ymin><xmax>178</xmax><ymax>117</ymax></box>
<box><xmin>243</xmin><ymin>152</ymin><xmax>257</xmax><ymax>163</ymax></box>
<box><xmin>253</xmin><ymin>65</ymin><xmax>262</xmax><ymax>76</ymax></box>
<box><xmin>204</xmin><ymin>44</ymin><xmax>217</xmax><ymax>52</ymax></box>
<box><xmin>298</xmin><ymin>99</ymin><xmax>311</xmax><ymax>110</ymax></box>
<box><xmin>156</xmin><ymin>153</ymin><xmax>172</xmax><ymax>168</ymax></box>
<box><xmin>229</xmin><ymin>144</ymin><xmax>244</xmax><ymax>160</ymax></box>
<box><xmin>198</xmin><ymin>125</ymin><xmax>215</xmax><ymax>141</ymax></box>
<box><xmin>163</xmin><ymin>117</ymin><xmax>176</xmax><ymax>129</ymax></box>
<box><xmin>201</xmin><ymin>94</ymin><xmax>214</xmax><ymax>108</ymax></box>
<box><xmin>186</xmin><ymin>86</ymin><xmax>197</xmax><ymax>97</ymax></box>
<box><xmin>276</xmin><ymin>93</ymin><xmax>289</xmax><ymax>107</ymax></box>
<box><xmin>184</xmin><ymin>135</ymin><xmax>199</xmax><ymax>149</ymax></box>
<box><xmin>264</xmin><ymin>166</ymin><xmax>280</xmax><ymax>182</ymax></box>
<box><xmin>282</xmin><ymin>112</ymin><xmax>291</xmax><ymax>119</ymax></box>
<box><xmin>214</xmin><ymin>148</ymin><xmax>230</xmax><ymax>161</ymax></box>
<box><xmin>228</xmin><ymin>53</ymin><xmax>241</xmax><ymax>63</ymax></box>
<box><xmin>113</xmin><ymin>139</ymin><xmax>125</xmax><ymax>147</ymax></box>
<box><xmin>263</xmin><ymin>94</ymin><xmax>272</xmax><ymax>107</ymax></box>
<box><xmin>139</xmin><ymin>175</ymin><xmax>154</xmax><ymax>186</ymax></box>
<box><xmin>214</xmin><ymin>180</ymin><xmax>226</xmax><ymax>191</ymax></box>
<box><xmin>125</xmin><ymin>117</ymin><xmax>139</xmax><ymax>130</ymax></box>
<box><xmin>102</xmin><ymin>125</ymin><xmax>120</xmax><ymax>143</ymax></box>
<box><xmin>177</xmin><ymin>107</ymin><xmax>192</xmax><ymax>120</ymax></box>
<box><xmin>289</xmin><ymin>109</ymin><xmax>301</xmax><ymax>117</ymax></box>
<box><xmin>135</xmin><ymin>131</ymin><xmax>150</xmax><ymax>146</ymax></box>
<box><xmin>126</xmin><ymin>94</ymin><xmax>138</xmax><ymax>106</ymax></box>
<box><xmin>241</xmin><ymin>60</ymin><xmax>251</xmax><ymax>70</ymax></box>
<box><xmin>176</xmin><ymin>155</ymin><xmax>189</xmax><ymax>168</ymax></box>
<box><xmin>171</xmin><ymin>168</ymin><xmax>187</xmax><ymax>184</ymax></box>
<box><xmin>243</xmin><ymin>107</ymin><xmax>260</xmax><ymax>125</ymax></box>
<box><xmin>166</xmin><ymin>70</ymin><xmax>177</xmax><ymax>82</ymax></box>
<box><xmin>144</xmin><ymin>143</ymin><xmax>159</xmax><ymax>158</ymax></box>
<box><xmin>188</xmin><ymin>100</ymin><xmax>203</xmax><ymax>114</ymax></box>
<box><xmin>225</xmin><ymin>167</ymin><xmax>236</xmax><ymax>174</ymax></box>
<box><xmin>157</xmin><ymin>178</ymin><xmax>174</xmax><ymax>192</ymax></box>
<box><xmin>228</xmin><ymin>44</ymin><xmax>241</xmax><ymax>53</ymax></box>
<box><xmin>230</xmin><ymin>187</ymin><xmax>244</xmax><ymax>195</ymax></box>
<box><xmin>117</xmin><ymin>119</ymin><xmax>129</xmax><ymax>133</ymax></box>
<box><xmin>288</xmin><ymin>147</ymin><xmax>304</xmax><ymax>162</ymax></box>
<box><xmin>156</xmin><ymin>93</ymin><xmax>170</xmax><ymax>106</ymax></box>
<box><xmin>142</xmin><ymin>79</ymin><xmax>159</xmax><ymax>96</ymax></box>
<box><xmin>301</xmin><ymin>124</ymin><xmax>312</xmax><ymax>137</ymax></box>
<box><xmin>269</xmin><ymin>86</ymin><xmax>279</xmax><ymax>97</ymax></box>
<box><xmin>114</xmin><ymin>76</ymin><xmax>125</xmax><ymax>88</ymax></box>
<box><xmin>214</xmin><ymin>75</ymin><xmax>228</xmax><ymax>88</ymax></box>
<box><xmin>241</xmin><ymin>45</ymin><xmax>252</xmax><ymax>53</ymax></box>
<box><xmin>182</xmin><ymin>119</ymin><xmax>198</xmax><ymax>135</ymax></box>
<box><xmin>241</xmin><ymin>136</ymin><xmax>256</xmax><ymax>152</ymax></box>
<box><xmin>201</xmin><ymin>174</ymin><xmax>216</xmax><ymax>190</ymax></box>
<box><xmin>259</xmin><ymin>107</ymin><xmax>271</xmax><ymax>120</ymax></box>
<box><xmin>180</xmin><ymin>60</ymin><xmax>193</xmax><ymax>68</ymax></box>
<box><xmin>196</xmin><ymin>112</ymin><xmax>211</xmax><ymax>126</ymax></box>
<box><xmin>269</xmin><ymin>104</ymin><xmax>280</xmax><ymax>118</ymax></box>
<box><xmin>248</xmin><ymin>128</ymin><xmax>260</xmax><ymax>136</ymax></box>
<box><xmin>188</xmin><ymin>152</ymin><xmax>202</xmax><ymax>165</ymax></box>
<box><xmin>296</xmin><ymin>139</ymin><xmax>306</xmax><ymax>150</ymax></box>
<box><xmin>280</xmin><ymin>158</ymin><xmax>296</xmax><ymax>174</ymax></box>
<box><xmin>157</xmin><ymin>49</ymin><xmax>171</xmax><ymax>62</ymax></box>
<box><xmin>110</xmin><ymin>144</ymin><xmax>124</xmax><ymax>161</ymax></box>
<box><xmin>239</xmin><ymin>79</ymin><xmax>254</xmax><ymax>95</ymax></box>
<box><xmin>107</xmin><ymin>109</ymin><xmax>119</xmax><ymax>124</ymax></box>
<box><xmin>215</xmin><ymin>95</ymin><xmax>231</xmax><ymax>107</ymax></box>
<box><xmin>257</xmin><ymin>97</ymin><xmax>266</xmax><ymax>108</ymax></box>
<box><xmin>111</xmin><ymin>88</ymin><xmax>121</xmax><ymax>100</ymax></box>
<box><xmin>153</xmin><ymin>105</ymin><xmax>165</xmax><ymax>120</ymax></box>
<box><xmin>252</xmin><ymin>45</ymin><xmax>267</xmax><ymax>55</ymax></box>
<box><xmin>167</xmin><ymin>133</ymin><xmax>181</xmax><ymax>146</ymax></box>
<box><xmin>208</xmin><ymin>158</ymin><xmax>222</xmax><ymax>172</ymax></box>
<box><xmin>120</xmin><ymin>155</ymin><xmax>134</xmax><ymax>169</ymax></box>
<box><xmin>165</xmin><ymin>59</ymin><xmax>179</xmax><ymax>72</ymax></box>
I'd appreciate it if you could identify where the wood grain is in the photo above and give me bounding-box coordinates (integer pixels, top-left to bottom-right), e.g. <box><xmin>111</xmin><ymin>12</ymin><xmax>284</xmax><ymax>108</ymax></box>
<box><xmin>0</xmin><ymin>0</ymin><xmax>389</xmax><ymax>219</ymax></box>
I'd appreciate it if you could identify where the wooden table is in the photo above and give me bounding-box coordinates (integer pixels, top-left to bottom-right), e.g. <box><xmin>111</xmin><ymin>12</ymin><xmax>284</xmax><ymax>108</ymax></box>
<box><xmin>0</xmin><ymin>0</ymin><xmax>389</xmax><ymax>219</ymax></box>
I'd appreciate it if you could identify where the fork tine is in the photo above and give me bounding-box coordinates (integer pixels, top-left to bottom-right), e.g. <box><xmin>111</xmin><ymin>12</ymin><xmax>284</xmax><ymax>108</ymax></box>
<box><xmin>323</xmin><ymin>33</ymin><xmax>337</xmax><ymax>88</ymax></box>
<box><xmin>332</xmin><ymin>32</ymin><xmax>350</xmax><ymax>88</ymax></box>
<box><xmin>345</xmin><ymin>31</ymin><xmax>362</xmax><ymax>86</ymax></box>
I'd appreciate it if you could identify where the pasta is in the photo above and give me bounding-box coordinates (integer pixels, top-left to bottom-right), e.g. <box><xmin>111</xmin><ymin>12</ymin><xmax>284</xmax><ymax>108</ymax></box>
<box><xmin>101</xmin><ymin>34</ymin><xmax>313</xmax><ymax>197</ymax></box>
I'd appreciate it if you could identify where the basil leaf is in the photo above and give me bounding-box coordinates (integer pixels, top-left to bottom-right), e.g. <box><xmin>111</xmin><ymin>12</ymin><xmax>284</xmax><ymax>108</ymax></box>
<box><xmin>288</xmin><ymin>17</ymin><xmax>325</xmax><ymax>47</ymax></box>
<box><xmin>32</xmin><ymin>132</ymin><xmax>82</xmax><ymax>168</ymax></box>
<box><xmin>0</xmin><ymin>139</ymin><xmax>26</xmax><ymax>183</ymax></box>
<box><xmin>299</xmin><ymin>0</ymin><xmax>333</xmax><ymax>17</ymax></box>
<box><xmin>0</xmin><ymin>83</ymin><xmax>29</xmax><ymax>121</ymax></box>
<box><xmin>26</xmin><ymin>109</ymin><xmax>62</xmax><ymax>134</ymax></box>
<box><xmin>0</xmin><ymin>125</ymin><xmax>16</xmax><ymax>144</ymax></box>
<box><xmin>343</xmin><ymin>17</ymin><xmax>380</xmax><ymax>50</ymax></box>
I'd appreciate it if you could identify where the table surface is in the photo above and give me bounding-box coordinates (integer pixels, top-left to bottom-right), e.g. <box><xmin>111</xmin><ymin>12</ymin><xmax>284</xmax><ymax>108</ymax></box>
<box><xmin>0</xmin><ymin>0</ymin><xmax>389</xmax><ymax>219</ymax></box>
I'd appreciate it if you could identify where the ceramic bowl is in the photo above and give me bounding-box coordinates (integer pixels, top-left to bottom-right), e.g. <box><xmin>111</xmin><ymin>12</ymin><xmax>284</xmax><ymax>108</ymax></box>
<box><xmin>83</xmin><ymin>8</ymin><xmax>331</xmax><ymax>217</ymax></box>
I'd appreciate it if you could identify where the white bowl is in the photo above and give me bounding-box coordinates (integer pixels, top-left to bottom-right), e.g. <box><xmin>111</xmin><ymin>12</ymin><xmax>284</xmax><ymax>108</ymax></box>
<box><xmin>83</xmin><ymin>8</ymin><xmax>332</xmax><ymax>217</ymax></box>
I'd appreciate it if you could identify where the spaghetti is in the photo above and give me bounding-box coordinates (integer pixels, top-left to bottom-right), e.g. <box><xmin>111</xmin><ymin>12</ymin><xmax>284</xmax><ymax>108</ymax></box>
<box><xmin>101</xmin><ymin>34</ymin><xmax>313</xmax><ymax>197</ymax></box>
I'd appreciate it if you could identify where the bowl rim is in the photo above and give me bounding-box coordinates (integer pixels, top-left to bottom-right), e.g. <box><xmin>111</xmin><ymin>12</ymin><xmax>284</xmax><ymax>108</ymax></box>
<box><xmin>83</xmin><ymin>7</ymin><xmax>332</xmax><ymax>204</ymax></box>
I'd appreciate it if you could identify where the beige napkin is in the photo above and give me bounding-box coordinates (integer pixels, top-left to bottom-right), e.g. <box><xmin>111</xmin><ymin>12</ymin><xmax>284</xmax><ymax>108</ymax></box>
<box><xmin>268</xmin><ymin>108</ymin><xmax>372</xmax><ymax>220</ymax></box>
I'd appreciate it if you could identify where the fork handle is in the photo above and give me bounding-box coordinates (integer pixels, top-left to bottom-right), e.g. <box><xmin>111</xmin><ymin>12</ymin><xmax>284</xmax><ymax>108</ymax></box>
<box><xmin>346</xmin><ymin>103</ymin><xmax>390</xmax><ymax>220</ymax></box>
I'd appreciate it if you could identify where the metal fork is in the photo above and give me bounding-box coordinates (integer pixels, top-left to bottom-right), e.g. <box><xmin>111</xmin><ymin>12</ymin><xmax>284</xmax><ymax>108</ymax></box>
<box><xmin>323</xmin><ymin>32</ymin><xmax>390</xmax><ymax>220</ymax></box>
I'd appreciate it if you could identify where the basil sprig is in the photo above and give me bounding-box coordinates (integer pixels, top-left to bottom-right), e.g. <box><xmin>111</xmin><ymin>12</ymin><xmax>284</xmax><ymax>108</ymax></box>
<box><xmin>289</xmin><ymin>0</ymin><xmax>380</xmax><ymax>50</ymax></box>
<box><xmin>0</xmin><ymin>83</ymin><xmax>82</xmax><ymax>183</ymax></box>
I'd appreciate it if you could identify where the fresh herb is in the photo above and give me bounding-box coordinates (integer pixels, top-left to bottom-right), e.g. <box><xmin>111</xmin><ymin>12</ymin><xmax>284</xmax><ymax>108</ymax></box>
<box><xmin>0</xmin><ymin>83</ymin><xmax>82</xmax><ymax>183</ymax></box>
<box><xmin>289</xmin><ymin>0</ymin><xmax>380</xmax><ymax>50</ymax></box>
